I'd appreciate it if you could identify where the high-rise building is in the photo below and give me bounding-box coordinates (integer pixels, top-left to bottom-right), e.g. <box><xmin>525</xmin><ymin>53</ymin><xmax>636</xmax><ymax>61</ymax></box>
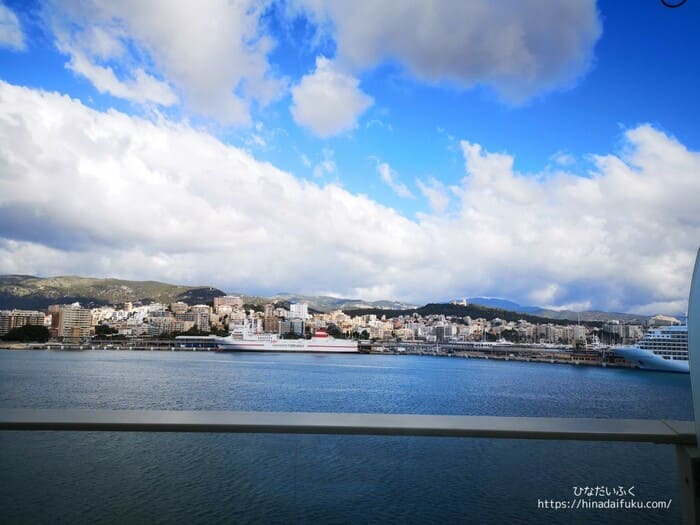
<box><xmin>191</xmin><ymin>305</ymin><xmax>211</xmax><ymax>332</ymax></box>
<box><xmin>289</xmin><ymin>302</ymin><xmax>309</xmax><ymax>320</ymax></box>
<box><xmin>50</xmin><ymin>304</ymin><xmax>92</xmax><ymax>342</ymax></box>
<box><xmin>263</xmin><ymin>303</ymin><xmax>278</xmax><ymax>332</ymax></box>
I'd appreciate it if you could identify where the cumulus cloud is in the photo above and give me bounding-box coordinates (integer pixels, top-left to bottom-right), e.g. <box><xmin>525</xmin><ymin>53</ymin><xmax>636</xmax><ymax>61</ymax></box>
<box><xmin>44</xmin><ymin>0</ymin><xmax>283</xmax><ymax>124</ymax></box>
<box><xmin>1</xmin><ymin>81</ymin><xmax>698</xmax><ymax>314</ymax></box>
<box><xmin>293</xmin><ymin>0</ymin><xmax>601</xmax><ymax>102</ymax></box>
<box><xmin>0</xmin><ymin>2</ymin><xmax>25</xmax><ymax>50</ymax></box>
<box><xmin>430</xmin><ymin>127</ymin><xmax>700</xmax><ymax>313</ymax></box>
<box><xmin>0</xmin><ymin>81</ymin><xmax>428</xmax><ymax>299</ymax></box>
<box><xmin>290</xmin><ymin>56</ymin><xmax>373</xmax><ymax>137</ymax></box>
<box><xmin>375</xmin><ymin>161</ymin><xmax>413</xmax><ymax>198</ymax></box>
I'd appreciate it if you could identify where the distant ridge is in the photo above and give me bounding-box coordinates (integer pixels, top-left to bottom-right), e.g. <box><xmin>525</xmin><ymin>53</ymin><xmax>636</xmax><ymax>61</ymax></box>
<box><xmin>0</xmin><ymin>275</ymin><xmax>415</xmax><ymax>312</ymax></box>
<box><xmin>268</xmin><ymin>293</ymin><xmax>417</xmax><ymax>312</ymax></box>
<box><xmin>0</xmin><ymin>274</ymin><xmax>651</xmax><ymax>322</ymax></box>
<box><xmin>467</xmin><ymin>297</ymin><xmax>649</xmax><ymax>323</ymax></box>
<box><xmin>343</xmin><ymin>303</ymin><xmax>590</xmax><ymax>326</ymax></box>
<box><xmin>466</xmin><ymin>297</ymin><xmax>540</xmax><ymax>313</ymax></box>
<box><xmin>0</xmin><ymin>275</ymin><xmax>225</xmax><ymax>309</ymax></box>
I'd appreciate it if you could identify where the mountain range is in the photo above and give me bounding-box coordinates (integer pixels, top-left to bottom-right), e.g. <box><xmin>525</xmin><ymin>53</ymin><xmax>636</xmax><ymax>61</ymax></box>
<box><xmin>0</xmin><ymin>274</ymin><xmax>651</xmax><ymax>323</ymax></box>
<box><xmin>464</xmin><ymin>297</ymin><xmax>649</xmax><ymax>323</ymax></box>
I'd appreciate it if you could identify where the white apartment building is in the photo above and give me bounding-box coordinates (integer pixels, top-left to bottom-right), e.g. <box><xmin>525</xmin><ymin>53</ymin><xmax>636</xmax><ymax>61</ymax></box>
<box><xmin>289</xmin><ymin>302</ymin><xmax>309</xmax><ymax>320</ymax></box>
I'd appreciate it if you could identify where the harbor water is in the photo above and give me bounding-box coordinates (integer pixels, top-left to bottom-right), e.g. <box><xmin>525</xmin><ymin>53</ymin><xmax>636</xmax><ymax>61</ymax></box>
<box><xmin>0</xmin><ymin>349</ymin><xmax>693</xmax><ymax>524</ymax></box>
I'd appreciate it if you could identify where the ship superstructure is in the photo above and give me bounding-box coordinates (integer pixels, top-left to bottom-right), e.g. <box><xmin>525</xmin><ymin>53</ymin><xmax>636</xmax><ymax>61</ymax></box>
<box><xmin>177</xmin><ymin>327</ymin><xmax>358</xmax><ymax>353</ymax></box>
<box><xmin>613</xmin><ymin>325</ymin><xmax>688</xmax><ymax>373</ymax></box>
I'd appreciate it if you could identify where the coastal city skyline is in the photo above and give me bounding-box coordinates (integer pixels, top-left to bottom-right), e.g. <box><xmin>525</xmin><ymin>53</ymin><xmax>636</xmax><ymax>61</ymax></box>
<box><xmin>1</xmin><ymin>1</ymin><xmax>699</xmax><ymax>316</ymax></box>
<box><xmin>2</xmin><ymin>292</ymin><xmax>678</xmax><ymax>346</ymax></box>
<box><xmin>2</xmin><ymin>3</ymin><xmax>699</xmax><ymax>523</ymax></box>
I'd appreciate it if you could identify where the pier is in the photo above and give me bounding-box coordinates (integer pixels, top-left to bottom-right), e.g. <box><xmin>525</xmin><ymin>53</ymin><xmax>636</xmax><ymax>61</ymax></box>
<box><xmin>369</xmin><ymin>341</ymin><xmax>630</xmax><ymax>368</ymax></box>
<box><xmin>7</xmin><ymin>339</ymin><xmax>635</xmax><ymax>368</ymax></box>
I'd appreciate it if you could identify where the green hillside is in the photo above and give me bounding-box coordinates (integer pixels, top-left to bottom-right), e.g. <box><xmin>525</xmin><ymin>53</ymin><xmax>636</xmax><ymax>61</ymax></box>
<box><xmin>0</xmin><ymin>275</ymin><xmax>225</xmax><ymax>309</ymax></box>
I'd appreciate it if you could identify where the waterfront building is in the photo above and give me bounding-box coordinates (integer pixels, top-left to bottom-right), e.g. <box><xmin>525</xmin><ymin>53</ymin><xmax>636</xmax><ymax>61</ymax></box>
<box><xmin>0</xmin><ymin>309</ymin><xmax>46</xmax><ymax>336</ymax></box>
<box><xmin>263</xmin><ymin>303</ymin><xmax>279</xmax><ymax>332</ymax></box>
<box><xmin>263</xmin><ymin>316</ymin><xmax>279</xmax><ymax>333</ymax></box>
<box><xmin>279</xmin><ymin>319</ymin><xmax>305</xmax><ymax>336</ymax></box>
<box><xmin>435</xmin><ymin>325</ymin><xmax>455</xmax><ymax>342</ymax></box>
<box><xmin>146</xmin><ymin>317</ymin><xmax>188</xmax><ymax>337</ymax></box>
<box><xmin>190</xmin><ymin>305</ymin><xmax>211</xmax><ymax>331</ymax></box>
<box><xmin>228</xmin><ymin>309</ymin><xmax>247</xmax><ymax>328</ymax></box>
<box><xmin>49</xmin><ymin>304</ymin><xmax>92</xmax><ymax>342</ymax></box>
<box><xmin>394</xmin><ymin>328</ymin><xmax>414</xmax><ymax>341</ymax></box>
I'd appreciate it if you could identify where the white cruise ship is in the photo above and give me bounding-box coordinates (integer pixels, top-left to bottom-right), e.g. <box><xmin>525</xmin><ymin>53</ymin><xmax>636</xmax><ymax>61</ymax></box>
<box><xmin>177</xmin><ymin>328</ymin><xmax>358</xmax><ymax>353</ymax></box>
<box><xmin>613</xmin><ymin>325</ymin><xmax>688</xmax><ymax>373</ymax></box>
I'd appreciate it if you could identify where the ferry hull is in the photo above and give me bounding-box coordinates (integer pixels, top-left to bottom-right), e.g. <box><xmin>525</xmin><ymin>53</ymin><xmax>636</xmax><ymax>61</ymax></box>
<box><xmin>216</xmin><ymin>339</ymin><xmax>359</xmax><ymax>353</ymax></box>
<box><xmin>613</xmin><ymin>346</ymin><xmax>689</xmax><ymax>373</ymax></box>
<box><xmin>177</xmin><ymin>333</ymin><xmax>359</xmax><ymax>353</ymax></box>
<box><xmin>217</xmin><ymin>345</ymin><xmax>359</xmax><ymax>353</ymax></box>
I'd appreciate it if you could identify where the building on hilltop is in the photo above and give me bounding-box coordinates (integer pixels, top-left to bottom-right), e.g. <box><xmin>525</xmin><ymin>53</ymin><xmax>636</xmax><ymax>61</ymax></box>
<box><xmin>214</xmin><ymin>295</ymin><xmax>243</xmax><ymax>308</ymax></box>
<box><xmin>647</xmin><ymin>314</ymin><xmax>681</xmax><ymax>328</ymax></box>
<box><xmin>170</xmin><ymin>302</ymin><xmax>189</xmax><ymax>315</ymax></box>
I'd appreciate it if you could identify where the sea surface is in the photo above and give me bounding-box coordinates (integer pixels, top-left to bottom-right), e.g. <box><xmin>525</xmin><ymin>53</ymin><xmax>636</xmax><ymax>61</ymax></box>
<box><xmin>0</xmin><ymin>349</ymin><xmax>693</xmax><ymax>524</ymax></box>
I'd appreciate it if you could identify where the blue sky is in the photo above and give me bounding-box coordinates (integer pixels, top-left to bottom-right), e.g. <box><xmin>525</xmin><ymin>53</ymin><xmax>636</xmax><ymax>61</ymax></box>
<box><xmin>0</xmin><ymin>0</ymin><xmax>699</xmax><ymax>314</ymax></box>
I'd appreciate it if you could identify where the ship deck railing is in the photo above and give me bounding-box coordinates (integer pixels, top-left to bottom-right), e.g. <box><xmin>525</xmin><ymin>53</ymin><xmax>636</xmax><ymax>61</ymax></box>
<box><xmin>2</xmin><ymin>408</ymin><xmax>700</xmax><ymax>523</ymax></box>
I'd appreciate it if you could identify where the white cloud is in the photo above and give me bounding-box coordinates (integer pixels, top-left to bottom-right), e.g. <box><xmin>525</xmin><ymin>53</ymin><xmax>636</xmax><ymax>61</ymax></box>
<box><xmin>416</xmin><ymin>177</ymin><xmax>449</xmax><ymax>212</ymax></box>
<box><xmin>312</xmin><ymin>147</ymin><xmax>337</xmax><ymax>178</ymax></box>
<box><xmin>44</xmin><ymin>0</ymin><xmax>284</xmax><ymax>124</ymax></box>
<box><xmin>290</xmin><ymin>56</ymin><xmax>373</xmax><ymax>137</ymax></box>
<box><xmin>0</xmin><ymin>82</ymin><xmax>429</xmax><ymax>299</ymax></box>
<box><xmin>375</xmin><ymin>161</ymin><xmax>413</xmax><ymax>199</ymax></box>
<box><xmin>551</xmin><ymin>151</ymin><xmax>576</xmax><ymax>166</ymax></box>
<box><xmin>1</xmin><ymin>81</ymin><xmax>699</xmax><ymax>315</ymax></box>
<box><xmin>293</xmin><ymin>0</ymin><xmax>601</xmax><ymax>102</ymax></box>
<box><xmin>543</xmin><ymin>300</ymin><xmax>593</xmax><ymax>312</ymax></box>
<box><xmin>366</xmin><ymin>119</ymin><xmax>393</xmax><ymax>132</ymax></box>
<box><xmin>0</xmin><ymin>2</ymin><xmax>25</xmax><ymax>51</ymax></box>
<box><xmin>64</xmin><ymin>48</ymin><xmax>178</xmax><ymax>106</ymax></box>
